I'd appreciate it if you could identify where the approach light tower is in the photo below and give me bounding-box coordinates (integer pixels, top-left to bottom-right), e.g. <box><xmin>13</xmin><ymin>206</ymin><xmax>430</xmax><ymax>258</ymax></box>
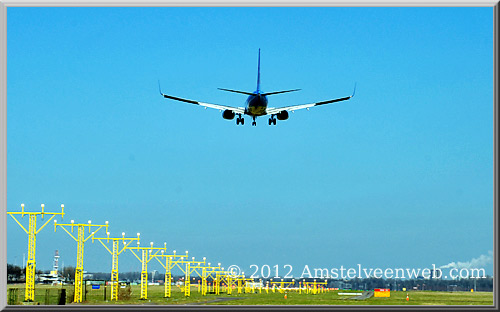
<box><xmin>201</xmin><ymin>262</ymin><xmax>222</xmax><ymax>296</ymax></box>
<box><xmin>125</xmin><ymin>241</ymin><xmax>167</xmax><ymax>300</ymax></box>
<box><xmin>152</xmin><ymin>248</ymin><xmax>189</xmax><ymax>298</ymax></box>
<box><xmin>7</xmin><ymin>203</ymin><xmax>65</xmax><ymax>302</ymax></box>
<box><xmin>170</xmin><ymin>255</ymin><xmax>206</xmax><ymax>297</ymax></box>
<box><xmin>54</xmin><ymin>219</ymin><xmax>109</xmax><ymax>303</ymax></box>
<box><xmin>92</xmin><ymin>231</ymin><xmax>140</xmax><ymax>300</ymax></box>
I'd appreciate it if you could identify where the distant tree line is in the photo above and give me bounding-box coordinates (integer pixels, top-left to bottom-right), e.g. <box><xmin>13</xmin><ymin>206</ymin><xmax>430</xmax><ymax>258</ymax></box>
<box><xmin>62</xmin><ymin>266</ymin><xmax>76</xmax><ymax>281</ymax></box>
<box><xmin>7</xmin><ymin>264</ymin><xmax>25</xmax><ymax>282</ymax></box>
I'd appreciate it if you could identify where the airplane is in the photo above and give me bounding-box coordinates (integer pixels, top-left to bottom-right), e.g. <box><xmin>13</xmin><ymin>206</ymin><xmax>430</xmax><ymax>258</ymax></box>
<box><xmin>159</xmin><ymin>49</ymin><xmax>356</xmax><ymax>126</ymax></box>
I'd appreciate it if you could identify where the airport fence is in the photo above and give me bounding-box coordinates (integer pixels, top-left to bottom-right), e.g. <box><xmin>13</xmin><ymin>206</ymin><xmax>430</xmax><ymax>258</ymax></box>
<box><xmin>7</xmin><ymin>286</ymin><xmax>71</xmax><ymax>305</ymax></box>
<box><xmin>6</xmin><ymin>283</ymin><xmax>131</xmax><ymax>305</ymax></box>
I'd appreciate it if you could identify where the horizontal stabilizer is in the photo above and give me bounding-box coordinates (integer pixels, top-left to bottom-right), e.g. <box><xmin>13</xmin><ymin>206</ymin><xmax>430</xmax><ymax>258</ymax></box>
<box><xmin>261</xmin><ymin>89</ymin><xmax>301</xmax><ymax>96</ymax></box>
<box><xmin>218</xmin><ymin>88</ymin><xmax>256</xmax><ymax>96</ymax></box>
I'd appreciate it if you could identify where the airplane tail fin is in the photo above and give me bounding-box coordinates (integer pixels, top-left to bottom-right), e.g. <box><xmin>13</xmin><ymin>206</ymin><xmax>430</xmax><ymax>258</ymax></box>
<box><xmin>218</xmin><ymin>50</ymin><xmax>301</xmax><ymax>97</ymax></box>
<box><xmin>257</xmin><ymin>48</ymin><xmax>261</xmax><ymax>92</ymax></box>
<box><xmin>254</xmin><ymin>50</ymin><xmax>300</xmax><ymax>96</ymax></box>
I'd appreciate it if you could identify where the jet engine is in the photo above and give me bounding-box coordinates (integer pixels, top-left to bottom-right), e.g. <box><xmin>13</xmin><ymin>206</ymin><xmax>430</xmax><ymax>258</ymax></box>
<box><xmin>222</xmin><ymin>110</ymin><xmax>235</xmax><ymax>120</ymax></box>
<box><xmin>276</xmin><ymin>111</ymin><xmax>289</xmax><ymax>120</ymax></box>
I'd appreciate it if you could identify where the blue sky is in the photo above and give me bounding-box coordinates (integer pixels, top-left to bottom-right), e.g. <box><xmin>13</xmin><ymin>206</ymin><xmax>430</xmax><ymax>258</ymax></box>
<box><xmin>7</xmin><ymin>7</ymin><xmax>493</xmax><ymax>278</ymax></box>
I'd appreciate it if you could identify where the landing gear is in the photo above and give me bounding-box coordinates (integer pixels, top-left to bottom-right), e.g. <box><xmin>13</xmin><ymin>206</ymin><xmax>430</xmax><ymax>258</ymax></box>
<box><xmin>268</xmin><ymin>115</ymin><xmax>277</xmax><ymax>126</ymax></box>
<box><xmin>236</xmin><ymin>115</ymin><xmax>244</xmax><ymax>125</ymax></box>
<box><xmin>252</xmin><ymin>116</ymin><xmax>257</xmax><ymax>126</ymax></box>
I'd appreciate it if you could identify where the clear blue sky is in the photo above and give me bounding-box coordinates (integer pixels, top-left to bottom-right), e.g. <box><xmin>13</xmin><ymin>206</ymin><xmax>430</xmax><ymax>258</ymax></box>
<box><xmin>7</xmin><ymin>7</ymin><xmax>493</xmax><ymax>277</ymax></box>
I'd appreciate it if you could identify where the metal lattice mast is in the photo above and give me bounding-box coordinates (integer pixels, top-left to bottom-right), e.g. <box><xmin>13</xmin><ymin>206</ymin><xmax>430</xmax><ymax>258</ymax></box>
<box><xmin>74</xmin><ymin>225</ymin><xmax>85</xmax><ymax>303</ymax></box>
<box><xmin>270</xmin><ymin>278</ymin><xmax>295</xmax><ymax>293</ymax></box>
<box><xmin>176</xmin><ymin>256</ymin><xmax>206</xmax><ymax>297</ymax></box>
<box><xmin>152</xmin><ymin>250</ymin><xmax>209</xmax><ymax>298</ymax></box>
<box><xmin>227</xmin><ymin>274</ymin><xmax>232</xmax><ymax>295</ymax></box>
<box><xmin>237</xmin><ymin>276</ymin><xmax>242</xmax><ymax>294</ymax></box>
<box><xmin>111</xmin><ymin>240</ymin><xmax>119</xmax><ymax>299</ymax></box>
<box><xmin>215</xmin><ymin>271</ymin><xmax>221</xmax><ymax>295</ymax></box>
<box><xmin>154</xmin><ymin>251</ymin><xmax>208</xmax><ymax>298</ymax></box>
<box><xmin>92</xmin><ymin>231</ymin><xmax>140</xmax><ymax>301</ymax></box>
<box><xmin>152</xmin><ymin>248</ymin><xmax>188</xmax><ymax>298</ymax></box>
<box><xmin>126</xmin><ymin>241</ymin><xmax>166</xmax><ymax>300</ymax></box>
<box><xmin>25</xmin><ymin>215</ymin><xmax>36</xmax><ymax>301</ymax></box>
<box><xmin>302</xmin><ymin>279</ymin><xmax>327</xmax><ymax>295</ymax></box>
<box><xmin>212</xmin><ymin>266</ymin><xmax>228</xmax><ymax>296</ymax></box>
<box><xmin>200</xmin><ymin>263</ymin><xmax>221</xmax><ymax>296</ymax></box>
<box><xmin>54</xmin><ymin>219</ymin><xmax>109</xmax><ymax>303</ymax></box>
<box><xmin>228</xmin><ymin>273</ymin><xmax>246</xmax><ymax>295</ymax></box>
<box><xmin>184</xmin><ymin>262</ymin><xmax>191</xmax><ymax>297</ymax></box>
<box><xmin>141</xmin><ymin>249</ymin><xmax>148</xmax><ymax>299</ymax></box>
<box><xmin>165</xmin><ymin>256</ymin><xmax>171</xmax><ymax>298</ymax></box>
<box><xmin>213</xmin><ymin>269</ymin><xmax>232</xmax><ymax>295</ymax></box>
<box><xmin>7</xmin><ymin>203</ymin><xmax>65</xmax><ymax>302</ymax></box>
<box><xmin>202</xmin><ymin>268</ymin><xmax>207</xmax><ymax>295</ymax></box>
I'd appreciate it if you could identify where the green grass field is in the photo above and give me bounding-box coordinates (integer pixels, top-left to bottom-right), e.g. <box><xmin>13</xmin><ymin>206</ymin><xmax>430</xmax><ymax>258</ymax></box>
<box><xmin>7</xmin><ymin>284</ymin><xmax>494</xmax><ymax>306</ymax></box>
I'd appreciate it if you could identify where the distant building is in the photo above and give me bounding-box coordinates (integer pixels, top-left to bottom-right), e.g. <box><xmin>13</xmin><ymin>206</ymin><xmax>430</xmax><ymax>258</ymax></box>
<box><xmin>83</xmin><ymin>272</ymin><xmax>93</xmax><ymax>280</ymax></box>
<box><xmin>38</xmin><ymin>250</ymin><xmax>64</xmax><ymax>285</ymax></box>
<box><xmin>333</xmin><ymin>281</ymin><xmax>352</xmax><ymax>290</ymax></box>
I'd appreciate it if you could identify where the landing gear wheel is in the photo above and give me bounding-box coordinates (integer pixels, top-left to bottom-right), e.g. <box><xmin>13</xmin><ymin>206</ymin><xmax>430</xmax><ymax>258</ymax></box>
<box><xmin>241</xmin><ymin>118</ymin><xmax>244</xmax><ymax>125</ymax></box>
<box><xmin>269</xmin><ymin>115</ymin><xmax>277</xmax><ymax>126</ymax></box>
<box><xmin>252</xmin><ymin>121</ymin><xmax>257</xmax><ymax>126</ymax></box>
<box><xmin>236</xmin><ymin>118</ymin><xmax>240</xmax><ymax>125</ymax></box>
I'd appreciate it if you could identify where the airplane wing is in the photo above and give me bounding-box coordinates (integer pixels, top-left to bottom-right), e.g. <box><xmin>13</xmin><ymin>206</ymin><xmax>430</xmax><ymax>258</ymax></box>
<box><xmin>159</xmin><ymin>82</ymin><xmax>245</xmax><ymax>114</ymax></box>
<box><xmin>266</xmin><ymin>84</ymin><xmax>356</xmax><ymax>116</ymax></box>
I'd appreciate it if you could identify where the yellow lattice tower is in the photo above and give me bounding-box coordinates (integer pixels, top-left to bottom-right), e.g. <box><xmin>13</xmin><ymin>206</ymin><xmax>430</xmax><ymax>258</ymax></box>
<box><xmin>7</xmin><ymin>203</ymin><xmax>65</xmax><ymax>302</ymax></box>
<box><xmin>303</xmin><ymin>279</ymin><xmax>327</xmax><ymax>294</ymax></box>
<box><xmin>215</xmin><ymin>269</ymin><xmax>232</xmax><ymax>295</ymax></box>
<box><xmin>54</xmin><ymin>218</ymin><xmax>109</xmax><ymax>303</ymax></box>
<box><xmin>227</xmin><ymin>270</ymin><xmax>244</xmax><ymax>295</ymax></box>
<box><xmin>240</xmin><ymin>276</ymin><xmax>255</xmax><ymax>293</ymax></box>
<box><xmin>152</xmin><ymin>248</ymin><xmax>188</xmax><ymax>298</ymax></box>
<box><xmin>232</xmin><ymin>274</ymin><xmax>247</xmax><ymax>294</ymax></box>
<box><xmin>270</xmin><ymin>278</ymin><xmax>296</xmax><ymax>293</ymax></box>
<box><xmin>92</xmin><ymin>231</ymin><xmax>140</xmax><ymax>300</ymax></box>
<box><xmin>214</xmin><ymin>270</ymin><xmax>221</xmax><ymax>295</ymax></box>
<box><xmin>217</xmin><ymin>268</ymin><xmax>240</xmax><ymax>294</ymax></box>
<box><xmin>236</xmin><ymin>274</ymin><xmax>244</xmax><ymax>294</ymax></box>
<box><xmin>176</xmin><ymin>256</ymin><xmax>206</xmax><ymax>297</ymax></box>
<box><xmin>226</xmin><ymin>274</ymin><xmax>233</xmax><ymax>295</ymax></box>
<box><xmin>200</xmin><ymin>263</ymin><xmax>221</xmax><ymax>296</ymax></box>
<box><xmin>125</xmin><ymin>241</ymin><xmax>166</xmax><ymax>300</ymax></box>
<box><xmin>220</xmin><ymin>267</ymin><xmax>242</xmax><ymax>295</ymax></box>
